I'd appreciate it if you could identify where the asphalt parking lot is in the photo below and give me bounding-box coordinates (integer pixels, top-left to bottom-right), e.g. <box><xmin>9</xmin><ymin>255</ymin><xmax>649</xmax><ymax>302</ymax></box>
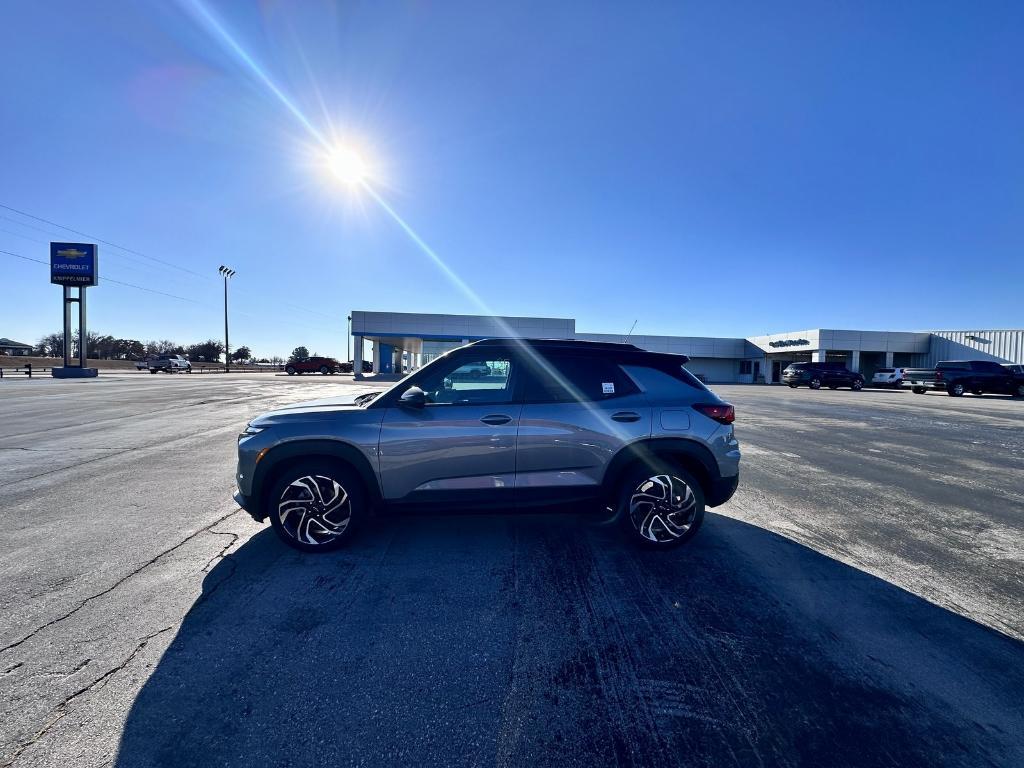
<box><xmin>1</xmin><ymin>375</ymin><xmax>1022</xmax><ymax>767</ymax></box>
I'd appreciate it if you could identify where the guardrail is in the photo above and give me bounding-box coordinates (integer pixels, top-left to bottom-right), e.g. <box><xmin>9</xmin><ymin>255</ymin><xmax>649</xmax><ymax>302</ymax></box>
<box><xmin>0</xmin><ymin>365</ymin><xmax>49</xmax><ymax>378</ymax></box>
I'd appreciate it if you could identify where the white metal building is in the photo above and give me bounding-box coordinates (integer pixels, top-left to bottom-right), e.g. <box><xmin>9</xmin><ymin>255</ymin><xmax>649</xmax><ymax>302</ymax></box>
<box><xmin>350</xmin><ymin>311</ymin><xmax>1024</xmax><ymax>383</ymax></box>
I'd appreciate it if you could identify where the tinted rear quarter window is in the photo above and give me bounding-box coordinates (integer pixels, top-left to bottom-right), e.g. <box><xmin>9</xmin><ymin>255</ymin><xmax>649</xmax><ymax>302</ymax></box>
<box><xmin>523</xmin><ymin>354</ymin><xmax>639</xmax><ymax>402</ymax></box>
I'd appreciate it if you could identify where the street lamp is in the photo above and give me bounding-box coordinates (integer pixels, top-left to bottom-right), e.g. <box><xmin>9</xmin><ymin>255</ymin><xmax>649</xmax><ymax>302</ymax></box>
<box><xmin>347</xmin><ymin>315</ymin><xmax>352</xmax><ymax>364</ymax></box>
<box><xmin>218</xmin><ymin>266</ymin><xmax>236</xmax><ymax>372</ymax></box>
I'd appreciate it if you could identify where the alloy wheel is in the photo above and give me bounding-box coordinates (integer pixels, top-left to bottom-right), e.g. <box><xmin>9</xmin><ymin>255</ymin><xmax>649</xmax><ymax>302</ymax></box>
<box><xmin>277</xmin><ymin>474</ymin><xmax>352</xmax><ymax>546</ymax></box>
<box><xmin>629</xmin><ymin>474</ymin><xmax>698</xmax><ymax>544</ymax></box>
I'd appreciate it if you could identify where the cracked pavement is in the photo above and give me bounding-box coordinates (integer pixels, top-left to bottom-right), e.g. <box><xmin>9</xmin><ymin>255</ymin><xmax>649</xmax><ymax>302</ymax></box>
<box><xmin>1</xmin><ymin>376</ymin><xmax>1022</xmax><ymax>767</ymax></box>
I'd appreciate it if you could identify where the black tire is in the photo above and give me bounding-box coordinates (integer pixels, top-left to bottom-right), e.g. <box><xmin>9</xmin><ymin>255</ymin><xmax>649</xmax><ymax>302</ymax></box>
<box><xmin>149</xmin><ymin>369</ymin><xmax>157</xmax><ymax>374</ymax></box>
<box><xmin>286</xmin><ymin>366</ymin><xmax>296</xmax><ymax>376</ymax></box>
<box><xmin>851</xmin><ymin>379</ymin><xmax>863</xmax><ymax>391</ymax></box>
<box><xmin>912</xmin><ymin>387</ymin><xmax>927</xmax><ymax>394</ymax></box>
<box><xmin>267</xmin><ymin>461</ymin><xmax>365</xmax><ymax>552</ymax></box>
<box><xmin>617</xmin><ymin>463</ymin><xmax>705</xmax><ymax>549</ymax></box>
<box><xmin>971</xmin><ymin>389</ymin><xmax>983</xmax><ymax>396</ymax></box>
<box><xmin>787</xmin><ymin>383</ymin><xmax>798</xmax><ymax>388</ymax></box>
<box><xmin>809</xmin><ymin>378</ymin><xmax>822</xmax><ymax>390</ymax></box>
<box><xmin>320</xmin><ymin>365</ymin><xmax>330</xmax><ymax>375</ymax></box>
<box><xmin>948</xmin><ymin>381</ymin><xmax>965</xmax><ymax>397</ymax></box>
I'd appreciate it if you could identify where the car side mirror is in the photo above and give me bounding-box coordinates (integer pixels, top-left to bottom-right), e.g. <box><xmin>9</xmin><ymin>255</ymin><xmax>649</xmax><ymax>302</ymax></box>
<box><xmin>399</xmin><ymin>386</ymin><xmax>427</xmax><ymax>408</ymax></box>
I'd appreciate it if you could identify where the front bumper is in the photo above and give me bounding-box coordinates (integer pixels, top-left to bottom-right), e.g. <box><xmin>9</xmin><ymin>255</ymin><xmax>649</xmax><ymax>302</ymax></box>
<box><xmin>707</xmin><ymin>472</ymin><xmax>739</xmax><ymax>508</ymax></box>
<box><xmin>233</xmin><ymin>490</ymin><xmax>265</xmax><ymax>522</ymax></box>
<box><xmin>908</xmin><ymin>381</ymin><xmax>945</xmax><ymax>390</ymax></box>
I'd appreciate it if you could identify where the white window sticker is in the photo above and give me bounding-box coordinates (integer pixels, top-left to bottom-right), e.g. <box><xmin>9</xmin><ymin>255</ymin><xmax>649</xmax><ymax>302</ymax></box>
<box><xmin>602</xmin><ymin>382</ymin><xmax>615</xmax><ymax>395</ymax></box>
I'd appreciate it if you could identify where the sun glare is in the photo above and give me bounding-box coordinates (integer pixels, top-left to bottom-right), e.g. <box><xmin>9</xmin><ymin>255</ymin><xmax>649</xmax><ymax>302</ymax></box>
<box><xmin>327</xmin><ymin>146</ymin><xmax>369</xmax><ymax>185</ymax></box>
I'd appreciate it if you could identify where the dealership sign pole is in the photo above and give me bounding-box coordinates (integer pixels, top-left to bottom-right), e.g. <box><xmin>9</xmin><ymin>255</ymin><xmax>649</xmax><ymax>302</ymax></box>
<box><xmin>50</xmin><ymin>242</ymin><xmax>99</xmax><ymax>379</ymax></box>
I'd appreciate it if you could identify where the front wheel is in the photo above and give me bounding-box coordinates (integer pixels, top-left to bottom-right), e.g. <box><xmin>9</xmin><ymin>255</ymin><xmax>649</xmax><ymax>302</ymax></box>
<box><xmin>912</xmin><ymin>387</ymin><xmax>927</xmax><ymax>394</ymax></box>
<box><xmin>809</xmin><ymin>378</ymin><xmax>822</xmax><ymax>390</ymax></box>
<box><xmin>268</xmin><ymin>462</ymin><xmax>365</xmax><ymax>552</ymax></box>
<box><xmin>320</xmin><ymin>365</ymin><xmax>330</xmax><ymax>375</ymax></box>
<box><xmin>851</xmin><ymin>379</ymin><xmax>863</xmax><ymax>391</ymax></box>
<box><xmin>286</xmin><ymin>366</ymin><xmax>296</xmax><ymax>376</ymax></box>
<box><xmin>618</xmin><ymin>465</ymin><xmax>705</xmax><ymax>549</ymax></box>
<box><xmin>947</xmin><ymin>382</ymin><xmax>965</xmax><ymax>397</ymax></box>
<box><xmin>787</xmin><ymin>383</ymin><xmax>798</xmax><ymax>388</ymax></box>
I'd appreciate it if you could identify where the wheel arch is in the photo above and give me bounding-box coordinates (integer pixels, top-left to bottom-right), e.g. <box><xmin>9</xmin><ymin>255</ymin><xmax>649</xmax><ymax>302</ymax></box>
<box><xmin>250</xmin><ymin>439</ymin><xmax>381</xmax><ymax>521</ymax></box>
<box><xmin>602</xmin><ymin>438</ymin><xmax>719</xmax><ymax>506</ymax></box>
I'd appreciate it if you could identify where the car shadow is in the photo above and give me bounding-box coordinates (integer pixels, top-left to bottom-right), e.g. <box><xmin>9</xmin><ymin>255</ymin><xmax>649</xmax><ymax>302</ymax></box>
<box><xmin>113</xmin><ymin>513</ymin><xmax>1024</xmax><ymax>768</ymax></box>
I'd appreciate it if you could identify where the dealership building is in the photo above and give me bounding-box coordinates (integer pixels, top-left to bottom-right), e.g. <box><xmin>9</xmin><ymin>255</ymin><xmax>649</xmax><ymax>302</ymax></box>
<box><xmin>350</xmin><ymin>310</ymin><xmax>1024</xmax><ymax>383</ymax></box>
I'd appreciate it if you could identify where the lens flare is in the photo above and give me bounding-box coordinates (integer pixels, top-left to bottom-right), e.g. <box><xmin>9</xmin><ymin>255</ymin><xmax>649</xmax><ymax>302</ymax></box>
<box><xmin>328</xmin><ymin>147</ymin><xmax>369</xmax><ymax>185</ymax></box>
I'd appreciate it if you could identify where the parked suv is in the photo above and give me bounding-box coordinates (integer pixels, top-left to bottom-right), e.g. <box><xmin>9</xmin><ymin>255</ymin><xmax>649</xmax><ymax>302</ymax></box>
<box><xmin>871</xmin><ymin>367</ymin><xmax>906</xmax><ymax>388</ymax></box>
<box><xmin>782</xmin><ymin>362</ymin><xmax>864</xmax><ymax>390</ymax></box>
<box><xmin>904</xmin><ymin>361</ymin><xmax>1024</xmax><ymax>397</ymax></box>
<box><xmin>235</xmin><ymin>339</ymin><xmax>740</xmax><ymax>551</ymax></box>
<box><xmin>285</xmin><ymin>356</ymin><xmax>341</xmax><ymax>375</ymax></box>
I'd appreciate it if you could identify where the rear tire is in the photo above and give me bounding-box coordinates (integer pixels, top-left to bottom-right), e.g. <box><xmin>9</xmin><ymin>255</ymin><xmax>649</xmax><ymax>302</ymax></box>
<box><xmin>268</xmin><ymin>461</ymin><xmax>365</xmax><ymax>552</ymax></box>
<box><xmin>149</xmin><ymin>369</ymin><xmax>157</xmax><ymax>374</ymax></box>
<box><xmin>851</xmin><ymin>379</ymin><xmax>863</xmax><ymax>391</ymax></box>
<box><xmin>971</xmin><ymin>389</ymin><xmax>983</xmax><ymax>396</ymax></box>
<box><xmin>286</xmin><ymin>366</ymin><xmax>296</xmax><ymax>376</ymax></box>
<box><xmin>948</xmin><ymin>382</ymin><xmax>965</xmax><ymax>397</ymax></box>
<box><xmin>618</xmin><ymin>464</ymin><xmax>705</xmax><ymax>549</ymax></box>
<box><xmin>912</xmin><ymin>387</ymin><xmax>926</xmax><ymax>394</ymax></box>
<box><xmin>787</xmin><ymin>383</ymin><xmax>798</xmax><ymax>388</ymax></box>
<box><xmin>320</xmin><ymin>365</ymin><xmax>330</xmax><ymax>375</ymax></box>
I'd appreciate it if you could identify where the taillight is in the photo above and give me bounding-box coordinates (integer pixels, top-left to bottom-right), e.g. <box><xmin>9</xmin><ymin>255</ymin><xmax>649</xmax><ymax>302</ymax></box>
<box><xmin>693</xmin><ymin>403</ymin><xmax>735</xmax><ymax>424</ymax></box>
<box><xmin>935</xmin><ymin>370</ymin><xmax>943</xmax><ymax>380</ymax></box>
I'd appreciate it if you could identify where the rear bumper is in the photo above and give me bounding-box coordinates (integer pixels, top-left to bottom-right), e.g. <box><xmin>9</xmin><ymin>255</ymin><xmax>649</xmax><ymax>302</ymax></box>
<box><xmin>707</xmin><ymin>472</ymin><xmax>739</xmax><ymax>508</ymax></box>
<box><xmin>908</xmin><ymin>381</ymin><xmax>945</xmax><ymax>390</ymax></box>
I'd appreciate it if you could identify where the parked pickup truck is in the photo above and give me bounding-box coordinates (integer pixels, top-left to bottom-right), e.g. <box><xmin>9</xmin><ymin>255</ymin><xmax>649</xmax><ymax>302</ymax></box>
<box><xmin>904</xmin><ymin>360</ymin><xmax>1024</xmax><ymax>397</ymax></box>
<box><xmin>148</xmin><ymin>354</ymin><xmax>192</xmax><ymax>373</ymax></box>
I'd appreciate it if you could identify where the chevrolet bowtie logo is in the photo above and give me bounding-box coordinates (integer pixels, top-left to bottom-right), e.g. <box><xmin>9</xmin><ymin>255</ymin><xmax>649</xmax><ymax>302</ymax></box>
<box><xmin>57</xmin><ymin>248</ymin><xmax>88</xmax><ymax>259</ymax></box>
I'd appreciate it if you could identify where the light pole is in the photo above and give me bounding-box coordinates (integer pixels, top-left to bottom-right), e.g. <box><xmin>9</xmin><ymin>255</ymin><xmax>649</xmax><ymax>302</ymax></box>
<box><xmin>347</xmin><ymin>315</ymin><xmax>352</xmax><ymax>363</ymax></box>
<box><xmin>218</xmin><ymin>266</ymin><xmax>235</xmax><ymax>372</ymax></box>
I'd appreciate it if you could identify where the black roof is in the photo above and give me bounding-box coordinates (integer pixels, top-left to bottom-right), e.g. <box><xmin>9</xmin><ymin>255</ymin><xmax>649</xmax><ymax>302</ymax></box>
<box><xmin>467</xmin><ymin>337</ymin><xmax>690</xmax><ymax>364</ymax></box>
<box><xmin>469</xmin><ymin>338</ymin><xmax>643</xmax><ymax>352</ymax></box>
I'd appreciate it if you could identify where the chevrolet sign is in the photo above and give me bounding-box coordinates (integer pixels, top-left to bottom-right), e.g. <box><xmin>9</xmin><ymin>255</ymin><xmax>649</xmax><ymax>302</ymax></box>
<box><xmin>50</xmin><ymin>242</ymin><xmax>98</xmax><ymax>286</ymax></box>
<box><xmin>769</xmin><ymin>339</ymin><xmax>809</xmax><ymax>348</ymax></box>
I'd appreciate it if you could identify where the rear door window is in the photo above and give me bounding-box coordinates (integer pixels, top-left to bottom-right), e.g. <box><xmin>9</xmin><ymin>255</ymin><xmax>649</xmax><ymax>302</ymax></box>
<box><xmin>521</xmin><ymin>354</ymin><xmax>639</xmax><ymax>403</ymax></box>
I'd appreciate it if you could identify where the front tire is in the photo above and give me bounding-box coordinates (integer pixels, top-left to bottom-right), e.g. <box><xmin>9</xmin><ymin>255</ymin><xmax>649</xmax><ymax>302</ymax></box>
<box><xmin>268</xmin><ymin>462</ymin><xmax>365</xmax><ymax>552</ymax></box>
<box><xmin>787</xmin><ymin>383</ymin><xmax>798</xmax><ymax>388</ymax></box>
<box><xmin>618</xmin><ymin>465</ymin><xmax>705</xmax><ymax>549</ymax></box>
<box><xmin>286</xmin><ymin>366</ymin><xmax>296</xmax><ymax>376</ymax></box>
<box><xmin>912</xmin><ymin>387</ymin><xmax>927</xmax><ymax>394</ymax></box>
<box><xmin>851</xmin><ymin>379</ymin><xmax>863</xmax><ymax>391</ymax></box>
<box><xmin>320</xmin><ymin>365</ymin><xmax>330</xmax><ymax>375</ymax></box>
<box><xmin>948</xmin><ymin>382</ymin><xmax>965</xmax><ymax>397</ymax></box>
<box><xmin>809</xmin><ymin>378</ymin><xmax>822</xmax><ymax>390</ymax></box>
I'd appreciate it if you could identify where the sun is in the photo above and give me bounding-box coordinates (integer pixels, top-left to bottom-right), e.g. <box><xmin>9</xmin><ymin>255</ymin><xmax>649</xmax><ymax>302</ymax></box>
<box><xmin>327</xmin><ymin>146</ymin><xmax>369</xmax><ymax>185</ymax></box>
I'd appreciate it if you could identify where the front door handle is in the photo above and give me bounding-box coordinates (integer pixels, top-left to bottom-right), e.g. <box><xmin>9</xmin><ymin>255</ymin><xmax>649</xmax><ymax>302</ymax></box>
<box><xmin>480</xmin><ymin>414</ymin><xmax>512</xmax><ymax>426</ymax></box>
<box><xmin>611</xmin><ymin>411</ymin><xmax>641</xmax><ymax>423</ymax></box>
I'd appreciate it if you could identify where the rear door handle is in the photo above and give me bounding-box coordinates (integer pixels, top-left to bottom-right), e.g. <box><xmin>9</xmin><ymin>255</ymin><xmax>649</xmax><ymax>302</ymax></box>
<box><xmin>480</xmin><ymin>414</ymin><xmax>512</xmax><ymax>425</ymax></box>
<box><xmin>611</xmin><ymin>411</ymin><xmax>641</xmax><ymax>423</ymax></box>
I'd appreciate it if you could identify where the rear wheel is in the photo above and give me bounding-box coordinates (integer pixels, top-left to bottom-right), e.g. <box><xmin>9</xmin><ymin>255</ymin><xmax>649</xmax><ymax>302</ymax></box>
<box><xmin>948</xmin><ymin>382</ymin><xmax>965</xmax><ymax>397</ymax></box>
<box><xmin>268</xmin><ymin>461</ymin><xmax>364</xmax><ymax>552</ymax></box>
<box><xmin>809</xmin><ymin>378</ymin><xmax>822</xmax><ymax>390</ymax></box>
<box><xmin>851</xmin><ymin>379</ymin><xmax>863</xmax><ymax>391</ymax></box>
<box><xmin>787</xmin><ymin>383</ymin><xmax>798</xmax><ymax>388</ymax></box>
<box><xmin>149</xmin><ymin>369</ymin><xmax>157</xmax><ymax>374</ymax></box>
<box><xmin>912</xmin><ymin>387</ymin><xmax>927</xmax><ymax>394</ymax></box>
<box><xmin>320</xmin><ymin>365</ymin><xmax>330</xmax><ymax>375</ymax></box>
<box><xmin>286</xmin><ymin>365</ymin><xmax>296</xmax><ymax>375</ymax></box>
<box><xmin>618</xmin><ymin>464</ymin><xmax>704</xmax><ymax>549</ymax></box>
<box><xmin>971</xmin><ymin>389</ymin><xmax>984</xmax><ymax>396</ymax></box>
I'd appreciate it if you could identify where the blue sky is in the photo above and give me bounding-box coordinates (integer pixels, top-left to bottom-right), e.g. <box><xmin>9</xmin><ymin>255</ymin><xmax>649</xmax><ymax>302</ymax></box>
<box><xmin>1</xmin><ymin>1</ymin><xmax>1021</xmax><ymax>359</ymax></box>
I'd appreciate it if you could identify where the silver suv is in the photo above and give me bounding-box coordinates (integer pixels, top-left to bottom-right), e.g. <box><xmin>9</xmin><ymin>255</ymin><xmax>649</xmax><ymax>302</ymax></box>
<box><xmin>234</xmin><ymin>339</ymin><xmax>740</xmax><ymax>551</ymax></box>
